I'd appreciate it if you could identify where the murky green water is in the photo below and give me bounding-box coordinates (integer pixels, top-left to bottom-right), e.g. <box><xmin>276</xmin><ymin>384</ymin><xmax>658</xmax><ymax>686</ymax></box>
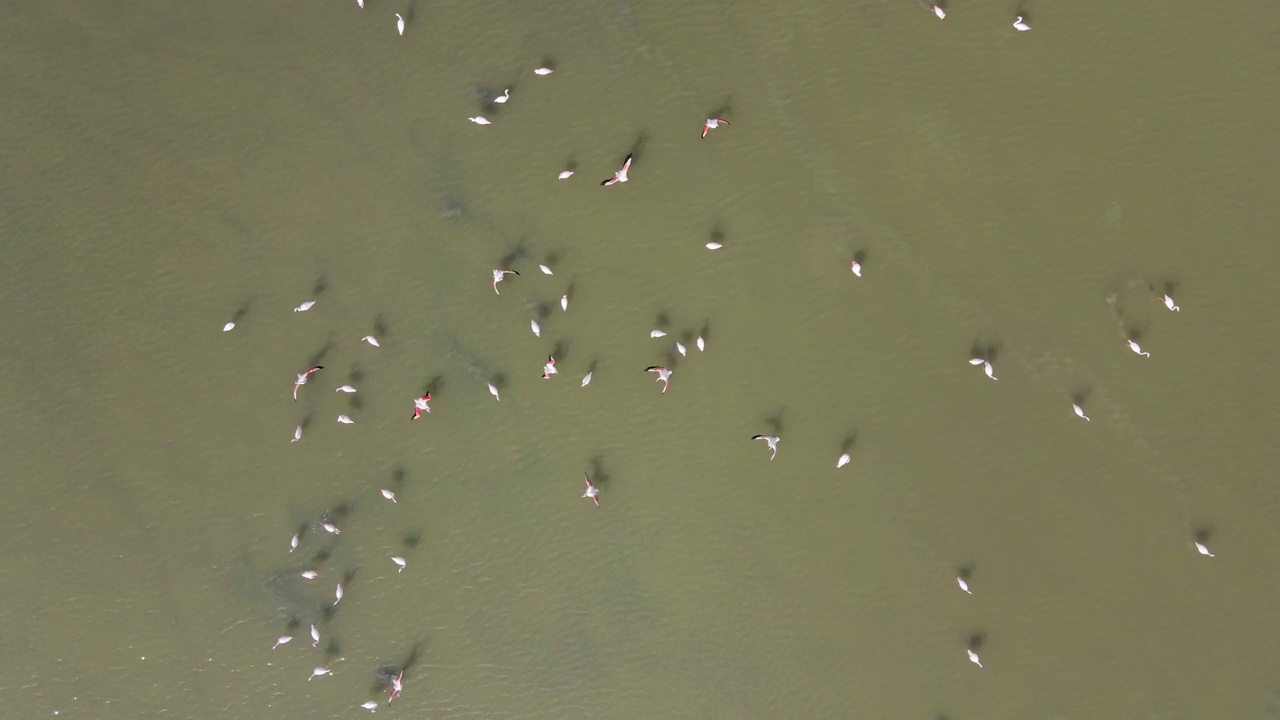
<box><xmin>3</xmin><ymin>0</ymin><xmax>1280</xmax><ymax>717</ymax></box>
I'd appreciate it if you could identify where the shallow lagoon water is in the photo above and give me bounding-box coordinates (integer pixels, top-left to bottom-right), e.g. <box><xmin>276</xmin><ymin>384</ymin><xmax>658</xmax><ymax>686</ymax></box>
<box><xmin>2</xmin><ymin>0</ymin><xmax>1279</xmax><ymax>717</ymax></box>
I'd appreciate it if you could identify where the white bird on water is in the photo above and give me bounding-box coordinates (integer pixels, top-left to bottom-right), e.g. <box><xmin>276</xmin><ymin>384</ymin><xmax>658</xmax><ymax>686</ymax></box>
<box><xmin>696</xmin><ymin>336</ymin><xmax>705</xmax><ymax>352</ymax></box>
<box><xmin>1072</xmin><ymin>403</ymin><xmax>1091</xmax><ymax>422</ymax></box>
<box><xmin>539</xmin><ymin>264</ymin><xmax>554</xmax><ymax>275</ymax></box>
<box><xmin>534</xmin><ymin>66</ymin><xmax>554</xmax><ymax>76</ymax></box>
<box><xmin>361</xmin><ymin>700</ymin><xmax>378</xmax><ymax>712</ymax></box>
<box><xmin>850</xmin><ymin>259</ymin><xmax>862</xmax><ymax>277</ymax></box>
<box><xmin>1127</xmin><ymin>339</ymin><xmax>1151</xmax><ymax>357</ymax></box>
<box><xmin>300</xmin><ymin>570</ymin><xmax>318</xmax><ymax>580</ymax></box>
<box><xmin>310</xmin><ymin>624</ymin><xmax>320</xmax><ymax>648</ymax></box>
<box><xmin>487</xmin><ymin>382</ymin><xmax>501</xmax><ymax>401</ymax></box>
<box><xmin>291</xmin><ymin>425</ymin><xmax>303</xmax><ymax>443</ymax></box>
<box><xmin>322</xmin><ymin>521</ymin><xmax>341</xmax><ymax>535</ymax></box>
<box><xmin>706</xmin><ymin>242</ymin><xmax>723</xmax><ymax>250</ymax></box>
<box><xmin>361</xmin><ymin>335</ymin><xmax>380</xmax><ymax>348</ymax></box>
<box><xmin>381</xmin><ymin>488</ymin><xmax>397</xmax><ymax>503</ymax></box>
<box><xmin>531</xmin><ymin>318</ymin><xmax>541</xmax><ymax>337</ymax></box>
<box><xmin>1194</xmin><ymin>541</ymin><xmax>1214</xmax><ymax>557</ymax></box>
<box><xmin>223</xmin><ymin>321</ymin><xmax>236</xmax><ymax>332</ymax></box>
<box><xmin>645</xmin><ymin>365</ymin><xmax>672</xmax><ymax>393</ymax></box>
<box><xmin>294</xmin><ymin>300</ymin><xmax>316</xmax><ymax>313</ymax></box>
<box><xmin>650</xmin><ymin>329</ymin><xmax>667</xmax><ymax>338</ymax></box>
<box><xmin>334</xmin><ymin>583</ymin><xmax>344</xmax><ymax>605</ymax></box>
<box><xmin>391</xmin><ymin>556</ymin><xmax>407</xmax><ymax>573</ymax></box>
<box><xmin>493</xmin><ymin>88</ymin><xmax>510</xmax><ymax>104</ymax></box>
<box><xmin>1162</xmin><ymin>294</ymin><xmax>1180</xmax><ymax>312</ymax></box>
<box><xmin>601</xmin><ymin>154</ymin><xmax>633</xmax><ymax>186</ymax></box>
<box><xmin>336</xmin><ymin>385</ymin><xmax>357</xmax><ymax>393</ymax></box>
<box><xmin>967</xmin><ymin>649</ymin><xmax>982</xmax><ymax>668</ymax></box>
<box><xmin>560</xmin><ymin>294</ymin><xmax>568</xmax><ymax>312</ymax></box>
<box><xmin>273</xmin><ymin>635</ymin><xmax>292</xmax><ymax>649</ymax></box>
<box><xmin>356</xmin><ymin>0</ymin><xmax>363</xmax><ymax>7</ymax></box>
<box><xmin>557</xmin><ymin>170</ymin><xmax>574</xmax><ymax>180</ymax></box>
<box><xmin>837</xmin><ymin>453</ymin><xmax>851</xmax><ymax>468</ymax></box>
<box><xmin>581</xmin><ymin>371</ymin><xmax>593</xmax><ymax>387</ymax></box>
<box><xmin>933</xmin><ymin>4</ymin><xmax>946</xmax><ymax>19</ymax></box>
<box><xmin>1013</xmin><ymin>15</ymin><xmax>1031</xmax><ymax>31</ymax></box>
<box><xmin>956</xmin><ymin>576</ymin><xmax>972</xmax><ymax>594</ymax></box>
<box><xmin>676</xmin><ymin>341</ymin><xmax>687</xmax><ymax>357</ymax></box>
<box><xmin>752</xmin><ymin>434</ymin><xmax>781</xmax><ymax>460</ymax></box>
<box><xmin>290</xmin><ymin>532</ymin><xmax>300</xmax><ymax>553</ymax></box>
<box><xmin>337</xmin><ymin>414</ymin><xmax>354</xmax><ymax>424</ymax></box>
<box><xmin>309</xmin><ymin>666</ymin><xmax>331</xmax><ymax>681</ymax></box>
<box><xmin>968</xmin><ymin>357</ymin><xmax>997</xmax><ymax>381</ymax></box>
<box><xmin>395</xmin><ymin>13</ymin><xmax>405</xmax><ymax>36</ymax></box>
<box><xmin>469</xmin><ymin>116</ymin><xmax>492</xmax><ymax>125</ymax></box>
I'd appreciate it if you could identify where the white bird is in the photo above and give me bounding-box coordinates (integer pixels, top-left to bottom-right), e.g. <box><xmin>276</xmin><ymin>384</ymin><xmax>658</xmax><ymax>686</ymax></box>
<box><xmin>932</xmin><ymin>4</ymin><xmax>946</xmax><ymax>19</ymax></box>
<box><xmin>967</xmin><ymin>649</ymin><xmax>982</xmax><ymax>668</ymax></box>
<box><xmin>223</xmin><ymin>322</ymin><xmax>236</xmax><ymax>332</ymax></box>
<box><xmin>696</xmin><ymin>336</ymin><xmax>705</xmax><ymax>352</ymax></box>
<box><xmin>273</xmin><ymin>635</ymin><xmax>292</xmax><ymax>649</ymax></box>
<box><xmin>650</xmin><ymin>329</ymin><xmax>667</xmax><ymax>338</ymax></box>
<box><xmin>310</xmin><ymin>624</ymin><xmax>320</xmax><ymax>647</ymax></box>
<box><xmin>969</xmin><ymin>358</ymin><xmax>997</xmax><ymax>381</ymax></box>
<box><xmin>837</xmin><ymin>453</ymin><xmax>851</xmax><ymax>468</ymax></box>
<box><xmin>542</xmin><ymin>355</ymin><xmax>558</xmax><ymax>379</ymax></box>
<box><xmin>294</xmin><ymin>300</ymin><xmax>316</xmax><ymax>313</ymax></box>
<box><xmin>706</xmin><ymin>242</ymin><xmax>723</xmax><ymax>250</ymax></box>
<box><xmin>361</xmin><ymin>700</ymin><xmax>378</xmax><ymax>712</ymax></box>
<box><xmin>291</xmin><ymin>425</ymin><xmax>303</xmax><ymax>443</ymax></box>
<box><xmin>1072</xmin><ymin>403</ymin><xmax>1091</xmax><ymax>422</ymax></box>
<box><xmin>309</xmin><ymin>666</ymin><xmax>331</xmax><ymax>681</ymax></box>
<box><xmin>581</xmin><ymin>371</ymin><xmax>593</xmax><ymax>387</ymax></box>
<box><xmin>361</xmin><ymin>335</ymin><xmax>380</xmax><ymax>348</ymax></box>
<box><xmin>381</xmin><ymin>488</ymin><xmax>397</xmax><ymax>503</ymax></box>
<box><xmin>1013</xmin><ymin>15</ymin><xmax>1031</xmax><ymax>31</ymax></box>
<box><xmin>1162</xmin><ymin>294</ymin><xmax>1180</xmax><ymax>312</ymax></box>
<box><xmin>534</xmin><ymin>66</ymin><xmax>554</xmax><ymax>76</ymax></box>
<box><xmin>601</xmin><ymin>154</ymin><xmax>633</xmax><ymax>186</ymax></box>
<box><xmin>356</xmin><ymin>0</ymin><xmax>363</xmax><ymax>7</ymax></box>
<box><xmin>531</xmin><ymin>319</ymin><xmax>541</xmax><ymax>337</ymax></box>
<box><xmin>701</xmin><ymin>117</ymin><xmax>730</xmax><ymax>139</ymax></box>
<box><xmin>956</xmin><ymin>576</ymin><xmax>971</xmax><ymax>594</ymax></box>
<box><xmin>582</xmin><ymin>474</ymin><xmax>600</xmax><ymax>506</ymax></box>
<box><xmin>300</xmin><ymin>570</ymin><xmax>318</xmax><ymax>580</ymax></box>
<box><xmin>1194</xmin><ymin>541</ymin><xmax>1214</xmax><ymax>557</ymax></box>
<box><xmin>487</xmin><ymin>382</ymin><xmax>501</xmax><ymax>401</ymax></box>
<box><xmin>1127</xmin><ymin>339</ymin><xmax>1151</xmax><ymax>357</ymax></box>
<box><xmin>336</xmin><ymin>385</ymin><xmax>357</xmax><ymax>393</ymax></box>
<box><xmin>560</xmin><ymin>294</ymin><xmax>568</xmax><ymax>312</ymax></box>
<box><xmin>293</xmin><ymin>365</ymin><xmax>323</xmax><ymax>400</ymax></box>
<box><xmin>334</xmin><ymin>583</ymin><xmax>344</xmax><ymax>605</ymax></box>
<box><xmin>752</xmin><ymin>434</ymin><xmax>780</xmax><ymax>460</ymax></box>
<box><xmin>850</xmin><ymin>260</ymin><xmax>862</xmax><ymax>277</ymax></box>
<box><xmin>493</xmin><ymin>88</ymin><xmax>510</xmax><ymax>104</ymax></box>
<box><xmin>469</xmin><ymin>116</ymin><xmax>492</xmax><ymax>125</ymax></box>
<box><xmin>492</xmin><ymin>268</ymin><xmax>518</xmax><ymax>294</ymax></box>
<box><xmin>322</xmin><ymin>522</ymin><xmax>341</xmax><ymax>535</ymax></box>
<box><xmin>290</xmin><ymin>533</ymin><xmax>299</xmax><ymax>552</ymax></box>
<box><xmin>337</xmin><ymin>414</ymin><xmax>354</xmax><ymax>424</ymax></box>
<box><xmin>676</xmin><ymin>341</ymin><xmax>687</xmax><ymax>357</ymax></box>
<box><xmin>539</xmin><ymin>264</ymin><xmax>554</xmax><ymax>275</ymax></box>
<box><xmin>395</xmin><ymin>13</ymin><xmax>405</xmax><ymax>35</ymax></box>
<box><xmin>391</xmin><ymin>556</ymin><xmax>407</xmax><ymax>573</ymax></box>
<box><xmin>557</xmin><ymin>170</ymin><xmax>574</xmax><ymax>180</ymax></box>
<box><xmin>645</xmin><ymin>365</ymin><xmax>672</xmax><ymax>393</ymax></box>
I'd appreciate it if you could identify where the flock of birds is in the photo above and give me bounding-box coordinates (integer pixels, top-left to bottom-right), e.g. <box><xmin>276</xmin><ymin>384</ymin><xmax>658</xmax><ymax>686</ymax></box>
<box><xmin>210</xmin><ymin>1</ymin><xmax>1219</xmax><ymax>712</ymax></box>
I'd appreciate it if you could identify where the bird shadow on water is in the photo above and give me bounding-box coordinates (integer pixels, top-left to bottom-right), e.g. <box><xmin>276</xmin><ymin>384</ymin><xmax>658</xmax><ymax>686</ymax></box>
<box><xmin>707</xmin><ymin>97</ymin><xmax>734</xmax><ymax>119</ymax></box>
<box><xmin>764</xmin><ymin>410</ymin><xmax>785</xmax><ymax>437</ymax></box>
<box><xmin>421</xmin><ymin>373</ymin><xmax>445</xmax><ymax>397</ymax></box>
<box><xmin>231</xmin><ymin>299</ymin><xmax>251</xmax><ymax>324</ymax></box>
<box><xmin>401</xmin><ymin>531</ymin><xmax>422</xmax><ymax>549</ymax></box>
<box><xmin>957</xmin><ymin>563</ymin><xmax>975</xmax><ymax>582</ymax></box>
<box><xmin>840</xmin><ymin>431</ymin><xmax>858</xmax><ymax>454</ymax></box>
<box><xmin>1071</xmin><ymin>389</ymin><xmax>1091</xmax><ymax>406</ymax></box>
<box><xmin>311</xmin><ymin>275</ymin><xmax>329</xmax><ymax>297</ymax></box>
<box><xmin>347</xmin><ymin>366</ymin><xmax>365</xmax><ymax>385</ymax></box>
<box><xmin>1125</xmin><ymin>325</ymin><xmax>1149</xmax><ymax>342</ymax></box>
<box><xmin>551</xmin><ymin>339</ymin><xmax>572</xmax><ymax>364</ymax></box>
<box><xmin>308</xmin><ymin>336</ymin><xmax>336</xmax><ymax>369</ymax></box>
<box><xmin>969</xmin><ymin>338</ymin><xmax>1001</xmax><ymax>362</ymax></box>
<box><xmin>589</xmin><ymin>455</ymin><xmax>612</xmax><ymax>488</ymax></box>
<box><xmin>628</xmin><ymin>131</ymin><xmax>650</xmax><ymax>162</ymax></box>
<box><xmin>373</xmin><ymin>315</ymin><xmax>389</xmax><ymax>339</ymax></box>
<box><xmin>709</xmin><ymin>222</ymin><xmax>726</xmax><ymax>245</ymax></box>
<box><xmin>500</xmin><ymin>239</ymin><xmax>530</xmax><ymax>269</ymax></box>
<box><xmin>1194</xmin><ymin>527</ymin><xmax>1214</xmax><ymax>544</ymax></box>
<box><xmin>968</xmin><ymin>632</ymin><xmax>985</xmax><ymax>652</ymax></box>
<box><xmin>374</xmin><ymin>640</ymin><xmax>426</xmax><ymax>690</ymax></box>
